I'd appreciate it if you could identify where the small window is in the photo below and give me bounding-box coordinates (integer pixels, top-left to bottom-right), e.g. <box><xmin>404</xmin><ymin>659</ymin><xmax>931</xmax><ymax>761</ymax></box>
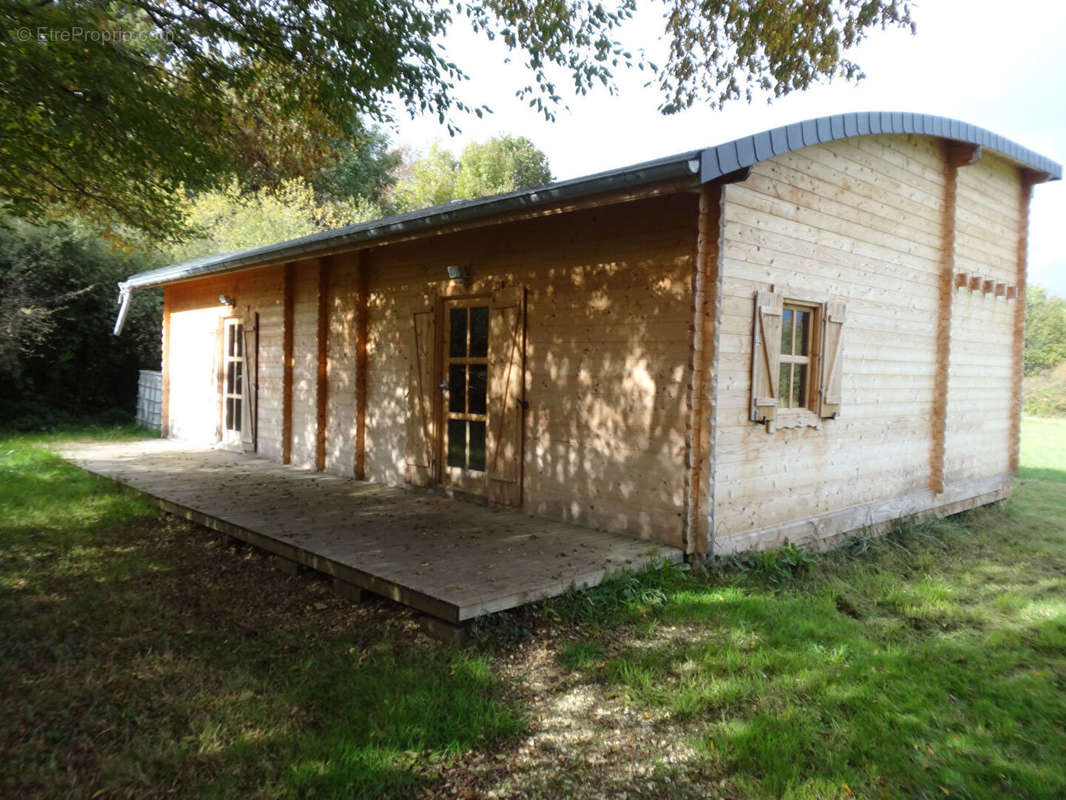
<box><xmin>778</xmin><ymin>303</ymin><xmax>816</xmax><ymax>411</ymax></box>
<box><xmin>750</xmin><ymin>290</ymin><xmax>846</xmax><ymax>426</ymax></box>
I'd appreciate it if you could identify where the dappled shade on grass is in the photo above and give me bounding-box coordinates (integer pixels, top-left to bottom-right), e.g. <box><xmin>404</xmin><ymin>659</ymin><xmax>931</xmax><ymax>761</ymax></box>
<box><xmin>1</xmin><ymin>421</ymin><xmax>1064</xmax><ymax>799</ymax></box>
<box><xmin>0</xmin><ymin>432</ymin><xmax>522</xmax><ymax>799</ymax></box>
<box><xmin>556</xmin><ymin>482</ymin><xmax>1066</xmax><ymax>798</ymax></box>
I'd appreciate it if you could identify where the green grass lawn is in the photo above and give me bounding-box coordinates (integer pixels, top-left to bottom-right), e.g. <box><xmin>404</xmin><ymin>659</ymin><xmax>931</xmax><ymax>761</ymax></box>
<box><xmin>1</xmin><ymin>422</ymin><xmax>1064</xmax><ymax>798</ymax></box>
<box><xmin>0</xmin><ymin>427</ymin><xmax>522</xmax><ymax>799</ymax></box>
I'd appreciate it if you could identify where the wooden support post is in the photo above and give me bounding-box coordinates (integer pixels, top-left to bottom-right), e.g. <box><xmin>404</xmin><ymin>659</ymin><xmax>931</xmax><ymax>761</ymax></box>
<box><xmin>160</xmin><ymin>290</ymin><xmax>171</xmax><ymax>438</ymax></box>
<box><xmin>930</xmin><ymin>141</ymin><xmax>980</xmax><ymax>495</ymax></box>
<box><xmin>272</xmin><ymin>555</ymin><xmax>301</xmax><ymax>577</ymax></box>
<box><xmin>315</xmin><ymin>258</ymin><xmax>331</xmax><ymax>472</ymax></box>
<box><xmin>332</xmin><ymin>577</ymin><xmax>365</xmax><ymax>603</ymax></box>
<box><xmin>354</xmin><ymin>252</ymin><xmax>369</xmax><ymax>480</ymax></box>
<box><xmin>282</xmin><ymin>263</ymin><xmax>295</xmax><ymax>464</ymax></box>
<box><xmin>683</xmin><ymin>182</ymin><xmax>724</xmax><ymax>558</ymax></box>
<box><xmin>420</xmin><ymin>615</ymin><xmax>470</xmax><ymax>645</ymax></box>
<box><xmin>1009</xmin><ymin>174</ymin><xmax>1034</xmax><ymax>473</ymax></box>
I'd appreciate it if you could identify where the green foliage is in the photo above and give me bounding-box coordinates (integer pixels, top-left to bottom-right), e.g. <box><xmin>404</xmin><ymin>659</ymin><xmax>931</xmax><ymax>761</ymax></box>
<box><xmin>314</xmin><ymin>127</ymin><xmax>403</xmax><ymax>208</ymax></box>
<box><xmin>659</xmin><ymin>0</ymin><xmax>914</xmax><ymax>113</ymax></box>
<box><xmin>168</xmin><ymin>178</ymin><xmax>381</xmax><ymax>263</ymax></box>
<box><xmin>1024</xmin><ymin>363</ymin><xmax>1066</xmax><ymax>418</ymax></box>
<box><xmin>392</xmin><ymin>136</ymin><xmax>553</xmax><ymax>212</ymax></box>
<box><xmin>729</xmin><ymin>541</ymin><xmax>815</xmax><ymax>585</ymax></box>
<box><xmin>553</xmin><ymin>558</ymin><xmax>690</xmax><ymax>622</ymax></box>
<box><xmin>1</xmin><ymin>1</ymin><xmax>911</xmax><ymax>237</ymax></box>
<box><xmin>391</xmin><ymin>144</ymin><xmax>462</xmax><ymax>212</ymax></box>
<box><xmin>0</xmin><ymin>218</ymin><xmax>162</xmax><ymax>419</ymax></box>
<box><xmin>1025</xmin><ymin>285</ymin><xmax>1066</xmax><ymax>376</ymax></box>
<box><xmin>453</xmin><ymin>137</ymin><xmax>553</xmax><ymax>200</ymax></box>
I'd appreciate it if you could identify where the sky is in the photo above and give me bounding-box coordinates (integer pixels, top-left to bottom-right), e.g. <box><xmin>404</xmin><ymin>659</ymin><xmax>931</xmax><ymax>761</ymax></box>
<box><xmin>392</xmin><ymin>0</ymin><xmax>1066</xmax><ymax>297</ymax></box>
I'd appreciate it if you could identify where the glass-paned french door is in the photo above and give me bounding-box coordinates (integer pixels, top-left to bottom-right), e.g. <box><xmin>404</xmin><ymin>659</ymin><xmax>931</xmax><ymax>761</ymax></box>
<box><xmin>223</xmin><ymin>319</ymin><xmax>244</xmax><ymax>444</ymax></box>
<box><xmin>442</xmin><ymin>300</ymin><xmax>489</xmax><ymax>491</ymax></box>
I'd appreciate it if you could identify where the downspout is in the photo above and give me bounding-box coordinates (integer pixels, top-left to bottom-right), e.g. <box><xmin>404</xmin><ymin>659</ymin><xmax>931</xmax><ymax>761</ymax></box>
<box><xmin>113</xmin><ymin>282</ymin><xmax>132</xmax><ymax>335</ymax></box>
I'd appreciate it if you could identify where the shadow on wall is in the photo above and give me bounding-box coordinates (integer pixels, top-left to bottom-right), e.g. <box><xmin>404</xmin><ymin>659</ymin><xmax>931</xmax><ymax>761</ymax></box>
<box><xmin>351</xmin><ymin>194</ymin><xmax>698</xmax><ymax>545</ymax></box>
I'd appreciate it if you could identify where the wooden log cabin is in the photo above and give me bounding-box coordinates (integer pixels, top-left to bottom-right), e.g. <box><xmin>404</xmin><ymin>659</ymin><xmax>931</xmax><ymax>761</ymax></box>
<box><xmin>114</xmin><ymin>113</ymin><xmax>1061</xmax><ymax>559</ymax></box>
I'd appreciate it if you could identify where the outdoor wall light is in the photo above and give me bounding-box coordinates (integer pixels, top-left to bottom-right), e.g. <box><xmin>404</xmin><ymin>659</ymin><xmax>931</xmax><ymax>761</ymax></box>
<box><xmin>446</xmin><ymin>264</ymin><xmax>469</xmax><ymax>285</ymax></box>
<box><xmin>218</xmin><ymin>294</ymin><xmax>235</xmax><ymax>306</ymax></box>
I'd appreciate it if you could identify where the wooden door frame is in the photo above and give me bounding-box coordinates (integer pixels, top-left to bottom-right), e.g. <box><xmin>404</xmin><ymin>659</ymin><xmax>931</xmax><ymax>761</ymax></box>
<box><xmin>219</xmin><ymin>315</ymin><xmax>245</xmax><ymax>450</ymax></box>
<box><xmin>436</xmin><ymin>293</ymin><xmax>493</xmax><ymax>495</ymax></box>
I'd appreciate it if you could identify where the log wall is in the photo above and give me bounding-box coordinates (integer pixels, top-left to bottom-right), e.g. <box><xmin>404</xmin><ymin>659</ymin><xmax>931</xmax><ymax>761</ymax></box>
<box><xmin>710</xmin><ymin>135</ymin><xmax>1025</xmax><ymax>553</ymax></box>
<box><xmin>165</xmin><ymin>265</ymin><xmax>285</xmax><ymax>457</ymax></box>
<box><xmin>159</xmin><ymin>134</ymin><xmax>1032</xmax><ymax>553</ymax></box>
<box><xmin>944</xmin><ymin>152</ymin><xmax>1022</xmax><ymax>484</ymax></box>
<box><xmin>362</xmin><ymin>193</ymin><xmax>697</xmax><ymax>544</ymax></box>
<box><xmin>161</xmin><ymin>193</ymin><xmax>697</xmax><ymax>546</ymax></box>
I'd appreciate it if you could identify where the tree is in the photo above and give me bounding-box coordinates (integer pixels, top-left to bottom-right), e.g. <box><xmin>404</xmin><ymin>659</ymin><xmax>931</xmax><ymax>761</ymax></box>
<box><xmin>169</xmin><ymin>179</ymin><xmax>381</xmax><ymax>264</ymax></box>
<box><xmin>393</xmin><ymin>136</ymin><xmax>553</xmax><ymax>212</ymax></box>
<box><xmin>1</xmin><ymin>0</ymin><xmax>913</xmax><ymax>238</ymax></box>
<box><xmin>314</xmin><ymin>127</ymin><xmax>404</xmax><ymax>209</ymax></box>
<box><xmin>454</xmin><ymin>138</ymin><xmax>553</xmax><ymax>199</ymax></box>
<box><xmin>0</xmin><ymin>218</ymin><xmax>163</xmax><ymax>423</ymax></box>
<box><xmin>1025</xmin><ymin>286</ymin><xmax>1066</xmax><ymax>376</ymax></box>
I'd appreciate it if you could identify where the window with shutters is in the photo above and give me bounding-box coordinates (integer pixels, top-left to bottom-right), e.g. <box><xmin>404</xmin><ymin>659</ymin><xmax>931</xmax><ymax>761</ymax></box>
<box><xmin>750</xmin><ymin>289</ymin><xmax>846</xmax><ymax>429</ymax></box>
<box><xmin>779</xmin><ymin>302</ymin><xmax>817</xmax><ymax>411</ymax></box>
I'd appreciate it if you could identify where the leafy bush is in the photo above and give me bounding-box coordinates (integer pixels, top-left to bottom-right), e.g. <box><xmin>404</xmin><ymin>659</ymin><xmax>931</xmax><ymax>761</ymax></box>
<box><xmin>725</xmin><ymin>541</ymin><xmax>815</xmax><ymax>585</ymax></box>
<box><xmin>553</xmin><ymin>558</ymin><xmax>691</xmax><ymax>622</ymax></box>
<box><xmin>1025</xmin><ymin>287</ymin><xmax>1066</xmax><ymax>376</ymax></box>
<box><xmin>1023</xmin><ymin>362</ymin><xmax>1066</xmax><ymax>418</ymax></box>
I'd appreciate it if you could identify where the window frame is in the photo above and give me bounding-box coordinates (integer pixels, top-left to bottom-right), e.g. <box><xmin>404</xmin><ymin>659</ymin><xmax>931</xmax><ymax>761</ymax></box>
<box><xmin>778</xmin><ymin>300</ymin><xmax>820</xmax><ymax>413</ymax></box>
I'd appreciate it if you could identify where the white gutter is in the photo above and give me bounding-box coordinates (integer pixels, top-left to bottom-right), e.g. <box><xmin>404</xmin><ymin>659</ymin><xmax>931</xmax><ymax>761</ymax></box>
<box><xmin>113</xmin><ymin>283</ymin><xmax>132</xmax><ymax>335</ymax></box>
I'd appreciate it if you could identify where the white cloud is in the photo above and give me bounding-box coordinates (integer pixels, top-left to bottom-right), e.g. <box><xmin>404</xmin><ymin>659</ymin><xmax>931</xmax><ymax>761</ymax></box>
<box><xmin>393</xmin><ymin>0</ymin><xmax>1065</xmax><ymax>295</ymax></box>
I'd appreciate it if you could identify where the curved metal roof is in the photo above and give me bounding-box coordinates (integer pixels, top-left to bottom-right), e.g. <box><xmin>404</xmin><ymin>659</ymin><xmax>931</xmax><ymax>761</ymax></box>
<box><xmin>118</xmin><ymin>111</ymin><xmax>1060</xmax><ymax>298</ymax></box>
<box><xmin>700</xmin><ymin>111</ymin><xmax>1061</xmax><ymax>184</ymax></box>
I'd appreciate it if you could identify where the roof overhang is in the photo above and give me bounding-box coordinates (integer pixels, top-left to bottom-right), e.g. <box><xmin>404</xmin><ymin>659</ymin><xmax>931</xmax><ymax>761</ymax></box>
<box><xmin>699</xmin><ymin>111</ymin><xmax>1061</xmax><ymax>185</ymax></box>
<box><xmin>113</xmin><ymin>112</ymin><xmax>1061</xmax><ymax>334</ymax></box>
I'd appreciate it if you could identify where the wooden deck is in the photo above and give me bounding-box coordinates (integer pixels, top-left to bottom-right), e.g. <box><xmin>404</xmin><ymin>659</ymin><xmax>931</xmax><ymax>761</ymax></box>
<box><xmin>56</xmin><ymin>440</ymin><xmax>682</xmax><ymax>625</ymax></box>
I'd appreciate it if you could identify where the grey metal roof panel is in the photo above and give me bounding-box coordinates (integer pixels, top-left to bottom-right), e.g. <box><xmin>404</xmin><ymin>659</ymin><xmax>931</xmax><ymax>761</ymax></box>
<box><xmin>125</xmin><ymin>112</ymin><xmax>1060</xmax><ymax>291</ymax></box>
<box><xmin>122</xmin><ymin>148</ymin><xmax>703</xmax><ymax>290</ymax></box>
<box><xmin>699</xmin><ymin>111</ymin><xmax>1061</xmax><ymax>184</ymax></box>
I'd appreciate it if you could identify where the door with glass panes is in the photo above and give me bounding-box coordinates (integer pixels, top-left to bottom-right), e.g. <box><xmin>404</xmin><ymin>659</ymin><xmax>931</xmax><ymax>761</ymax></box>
<box><xmin>441</xmin><ymin>298</ymin><xmax>490</xmax><ymax>494</ymax></box>
<box><xmin>221</xmin><ymin>317</ymin><xmax>245</xmax><ymax>447</ymax></box>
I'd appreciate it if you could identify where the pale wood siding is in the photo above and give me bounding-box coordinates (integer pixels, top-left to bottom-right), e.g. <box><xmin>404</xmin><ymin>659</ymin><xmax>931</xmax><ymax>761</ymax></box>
<box><xmin>713</xmin><ymin>135</ymin><xmax>948</xmax><ymax>545</ymax></box>
<box><xmin>289</xmin><ymin>261</ymin><xmax>319</xmax><ymax>469</ymax></box>
<box><xmin>166</xmin><ymin>295</ymin><xmax>223</xmax><ymax>443</ymax></box>
<box><xmin>158</xmin><ymin>134</ymin><xmax>1028</xmax><ymax>553</ymax></box>
<box><xmin>363</xmin><ymin>194</ymin><xmax>697</xmax><ymax>545</ymax></box>
<box><xmin>944</xmin><ymin>153</ymin><xmax>1021</xmax><ymax>484</ymax></box>
<box><xmin>239</xmin><ymin>267</ymin><xmax>285</xmax><ymax>461</ymax></box>
<box><xmin>325</xmin><ymin>253</ymin><xmax>360</xmax><ymax>475</ymax></box>
<box><xmin>165</xmin><ymin>266</ymin><xmax>285</xmax><ymax>455</ymax></box>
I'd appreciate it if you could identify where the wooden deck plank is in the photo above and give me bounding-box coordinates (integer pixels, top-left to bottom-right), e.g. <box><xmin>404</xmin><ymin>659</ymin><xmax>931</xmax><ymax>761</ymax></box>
<box><xmin>55</xmin><ymin>439</ymin><xmax>681</xmax><ymax>623</ymax></box>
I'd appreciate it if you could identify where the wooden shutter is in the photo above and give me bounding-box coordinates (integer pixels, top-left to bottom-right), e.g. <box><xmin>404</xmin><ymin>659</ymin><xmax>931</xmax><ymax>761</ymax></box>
<box><xmin>240</xmin><ymin>313</ymin><xmax>258</xmax><ymax>452</ymax></box>
<box><xmin>819</xmin><ymin>301</ymin><xmax>846</xmax><ymax>418</ymax></box>
<box><xmin>486</xmin><ymin>286</ymin><xmax>526</xmax><ymax>506</ymax></box>
<box><xmin>750</xmin><ymin>289</ymin><xmax>784</xmax><ymax>423</ymax></box>
<box><xmin>405</xmin><ymin>300</ymin><xmax>437</xmax><ymax>485</ymax></box>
